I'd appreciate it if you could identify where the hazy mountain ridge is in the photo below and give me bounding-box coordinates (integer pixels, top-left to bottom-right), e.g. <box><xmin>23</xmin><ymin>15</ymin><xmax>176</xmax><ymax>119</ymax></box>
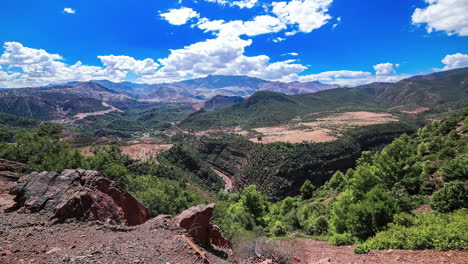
<box><xmin>1</xmin><ymin>68</ymin><xmax>467</xmax><ymax>122</ymax></box>
<box><xmin>94</xmin><ymin>75</ymin><xmax>340</xmax><ymax>102</ymax></box>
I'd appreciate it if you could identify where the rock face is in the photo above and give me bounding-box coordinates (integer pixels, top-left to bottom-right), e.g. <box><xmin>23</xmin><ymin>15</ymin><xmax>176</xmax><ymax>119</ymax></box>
<box><xmin>175</xmin><ymin>203</ymin><xmax>231</xmax><ymax>248</ymax></box>
<box><xmin>8</xmin><ymin>169</ymin><xmax>149</xmax><ymax>226</ymax></box>
<box><xmin>0</xmin><ymin>159</ymin><xmax>25</xmax><ymax>181</ymax></box>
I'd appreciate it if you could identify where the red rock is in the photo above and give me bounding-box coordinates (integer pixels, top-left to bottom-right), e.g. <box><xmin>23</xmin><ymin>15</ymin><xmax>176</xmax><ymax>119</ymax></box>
<box><xmin>8</xmin><ymin>169</ymin><xmax>149</xmax><ymax>226</ymax></box>
<box><xmin>175</xmin><ymin>204</ymin><xmax>231</xmax><ymax>249</ymax></box>
<box><xmin>0</xmin><ymin>159</ymin><xmax>25</xmax><ymax>181</ymax></box>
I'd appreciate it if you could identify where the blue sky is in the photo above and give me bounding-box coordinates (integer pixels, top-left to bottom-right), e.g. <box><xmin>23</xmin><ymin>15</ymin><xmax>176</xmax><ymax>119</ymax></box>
<box><xmin>0</xmin><ymin>0</ymin><xmax>467</xmax><ymax>88</ymax></box>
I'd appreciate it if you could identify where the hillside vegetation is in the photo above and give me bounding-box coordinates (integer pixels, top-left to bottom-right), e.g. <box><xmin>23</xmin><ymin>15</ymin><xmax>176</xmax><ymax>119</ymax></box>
<box><xmin>174</xmin><ymin>121</ymin><xmax>419</xmax><ymax>199</ymax></box>
<box><xmin>0</xmin><ymin>121</ymin><xmax>220</xmax><ymax>217</ymax></box>
<box><xmin>211</xmin><ymin>109</ymin><xmax>467</xmax><ymax>252</ymax></box>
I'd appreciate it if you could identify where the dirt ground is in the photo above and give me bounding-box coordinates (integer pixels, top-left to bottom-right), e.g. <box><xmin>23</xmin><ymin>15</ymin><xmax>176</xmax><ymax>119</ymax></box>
<box><xmin>251</xmin><ymin>128</ymin><xmax>337</xmax><ymax>144</ymax></box>
<box><xmin>0</xmin><ymin>177</ymin><xmax>15</xmax><ymax>213</ymax></box>
<box><xmin>249</xmin><ymin>111</ymin><xmax>398</xmax><ymax>144</ymax></box>
<box><xmin>213</xmin><ymin>169</ymin><xmax>234</xmax><ymax>192</ymax></box>
<box><xmin>73</xmin><ymin>103</ymin><xmax>123</xmax><ymax>120</ymax></box>
<box><xmin>80</xmin><ymin>144</ymin><xmax>173</xmax><ymax>161</ymax></box>
<box><xmin>272</xmin><ymin>239</ymin><xmax>467</xmax><ymax>264</ymax></box>
<box><xmin>1</xmin><ymin>175</ymin><xmax>467</xmax><ymax>264</ymax></box>
<box><xmin>121</xmin><ymin>144</ymin><xmax>173</xmax><ymax>161</ymax></box>
<box><xmin>400</xmin><ymin>107</ymin><xmax>431</xmax><ymax>114</ymax></box>
<box><xmin>0</xmin><ymin>212</ymin><xmax>231</xmax><ymax>264</ymax></box>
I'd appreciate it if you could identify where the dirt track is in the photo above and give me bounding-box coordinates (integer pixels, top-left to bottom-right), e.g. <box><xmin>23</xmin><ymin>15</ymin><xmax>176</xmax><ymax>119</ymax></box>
<box><xmin>73</xmin><ymin>103</ymin><xmax>123</xmax><ymax>120</ymax></box>
<box><xmin>213</xmin><ymin>169</ymin><xmax>234</xmax><ymax>192</ymax></box>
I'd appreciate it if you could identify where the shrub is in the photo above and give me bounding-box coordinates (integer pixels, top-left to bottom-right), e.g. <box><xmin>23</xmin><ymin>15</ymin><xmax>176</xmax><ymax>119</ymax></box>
<box><xmin>300</xmin><ymin>180</ymin><xmax>315</xmax><ymax>200</ymax></box>
<box><xmin>431</xmin><ymin>181</ymin><xmax>468</xmax><ymax>213</ymax></box>
<box><xmin>328</xmin><ymin>233</ymin><xmax>354</xmax><ymax>246</ymax></box>
<box><xmin>439</xmin><ymin>153</ymin><xmax>468</xmax><ymax>182</ymax></box>
<box><xmin>358</xmin><ymin>209</ymin><xmax>468</xmax><ymax>251</ymax></box>
<box><xmin>312</xmin><ymin>216</ymin><xmax>329</xmax><ymax>235</ymax></box>
<box><xmin>354</xmin><ymin>244</ymin><xmax>370</xmax><ymax>254</ymax></box>
<box><xmin>270</xmin><ymin>221</ymin><xmax>288</xmax><ymax>236</ymax></box>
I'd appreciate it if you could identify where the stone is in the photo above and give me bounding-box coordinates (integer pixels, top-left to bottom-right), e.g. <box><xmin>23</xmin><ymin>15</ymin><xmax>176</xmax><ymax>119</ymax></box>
<box><xmin>8</xmin><ymin>169</ymin><xmax>149</xmax><ymax>226</ymax></box>
<box><xmin>0</xmin><ymin>159</ymin><xmax>25</xmax><ymax>181</ymax></box>
<box><xmin>175</xmin><ymin>204</ymin><xmax>231</xmax><ymax>248</ymax></box>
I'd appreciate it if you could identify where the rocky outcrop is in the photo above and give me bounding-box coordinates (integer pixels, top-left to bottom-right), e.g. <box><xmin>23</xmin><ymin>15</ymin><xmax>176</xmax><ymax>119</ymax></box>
<box><xmin>8</xmin><ymin>169</ymin><xmax>149</xmax><ymax>226</ymax></box>
<box><xmin>0</xmin><ymin>159</ymin><xmax>25</xmax><ymax>181</ymax></box>
<box><xmin>175</xmin><ymin>203</ymin><xmax>231</xmax><ymax>249</ymax></box>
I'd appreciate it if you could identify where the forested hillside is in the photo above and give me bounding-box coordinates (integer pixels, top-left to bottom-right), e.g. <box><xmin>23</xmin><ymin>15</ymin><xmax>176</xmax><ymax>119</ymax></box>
<box><xmin>210</xmin><ymin>109</ymin><xmax>467</xmax><ymax>252</ymax></box>
<box><xmin>174</xmin><ymin>121</ymin><xmax>419</xmax><ymax>199</ymax></box>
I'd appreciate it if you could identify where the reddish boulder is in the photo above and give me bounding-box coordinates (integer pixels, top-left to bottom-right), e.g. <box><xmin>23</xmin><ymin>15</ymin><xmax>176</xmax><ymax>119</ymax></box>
<box><xmin>9</xmin><ymin>169</ymin><xmax>149</xmax><ymax>226</ymax></box>
<box><xmin>175</xmin><ymin>203</ymin><xmax>231</xmax><ymax>248</ymax></box>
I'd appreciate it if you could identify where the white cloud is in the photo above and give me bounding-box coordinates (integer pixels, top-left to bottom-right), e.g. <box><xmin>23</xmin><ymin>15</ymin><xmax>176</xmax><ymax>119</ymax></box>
<box><xmin>273</xmin><ymin>37</ymin><xmax>286</xmax><ymax>42</ymax></box>
<box><xmin>272</xmin><ymin>0</ymin><xmax>333</xmax><ymax>35</ymax></box>
<box><xmin>412</xmin><ymin>0</ymin><xmax>468</xmax><ymax>36</ymax></box>
<box><xmin>327</xmin><ymin>75</ymin><xmax>409</xmax><ymax>86</ymax></box>
<box><xmin>332</xmin><ymin>17</ymin><xmax>341</xmax><ymax>29</ymax></box>
<box><xmin>0</xmin><ymin>39</ymin><xmax>415</xmax><ymax>88</ymax></box>
<box><xmin>98</xmin><ymin>55</ymin><xmax>159</xmax><ymax>80</ymax></box>
<box><xmin>160</xmin><ymin>7</ymin><xmax>200</xmax><ymax>25</ymax></box>
<box><xmin>298</xmin><ymin>70</ymin><xmax>371</xmax><ymax>82</ymax></box>
<box><xmin>0</xmin><ymin>42</ymin><xmax>107</xmax><ymax>87</ymax></box>
<box><xmin>202</xmin><ymin>0</ymin><xmax>259</xmax><ymax>8</ymax></box>
<box><xmin>283</xmin><ymin>52</ymin><xmax>299</xmax><ymax>56</ymax></box>
<box><xmin>136</xmin><ymin>35</ymin><xmax>307</xmax><ymax>83</ymax></box>
<box><xmin>373</xmin><ymin>63</ymin><xmax>397</xmax><ymax>76</ymax></box>
<box><xmin>63</xmin><ymin>8</ymin><xmax>76</xmax><ymax>14</ymax></box>
<box><xmin>197</xmin><ymin>15</ymin><xmax>287</xmax><ymax>37</ymax></box>
<box><xmin>440</xmin><ymin>53</ymin><xmax>468</xmax><ymax>70</ymax></box>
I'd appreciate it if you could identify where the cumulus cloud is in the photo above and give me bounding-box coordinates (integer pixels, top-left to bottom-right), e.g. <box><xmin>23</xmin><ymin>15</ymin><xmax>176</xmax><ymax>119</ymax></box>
<box><xmin>373</xmin><ymin>63</ymin><xmax>398</xmax><ymax>76</ymax></box>
<box><xmin>202</xmin><ymin>0</ymin><xmax>259</xmax><ymax>9</ymax></box>
<box><xmin>0</xmin><ymin>37</ymin><xmax>414</xmax><ymax>88</ymax></box>
<box><xmin>98</xmin><ymin>55</ymin><xmax>159</xmax><ymax>80</ymax></box>
<box><xmin>63</xmin><ymin>8</ymin><xmax>76</xmax><ymax>14</ymax></box>
<box><xmin>197</xmin><ymin>15</ymin><xmax>287</xmax><ymax>37</ymax></box>
<box><xmin>412</xmin><ymin>0</ymin><xmax>468</xmax><ymax>36</ymax></box>
<box><xmin>440</xmin><ymin>53</ymin><xmax>468</xmax><ymax>70</ymax></box>
<box><xmin>160</xmin><ymin>7</ymin><xmax>200</xmax><ymax>25</ymax></box>
<box><xmin>272</xmin><ymin>0</ymin><xmax>333</xmax><ymax>35</ymax></box>
<box><xmin>0</xmin><ymin>42</ymin><xmax>104</xmax><ymax>87</ymax></box>
<box><xmin>135</xmin><ymin>35</ymin><xmax>307</xmax><ymax>83</ymax></box>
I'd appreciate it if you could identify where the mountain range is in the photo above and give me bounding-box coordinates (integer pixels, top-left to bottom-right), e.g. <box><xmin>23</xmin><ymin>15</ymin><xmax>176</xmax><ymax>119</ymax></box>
<box><xmin>93</xmin><ymin>75</ymin><xmax>340</xmax><ymax>102</ymax></box>
<box><xmin>0</xmin><ymin>75</ymin><xmax>339</xmax><ymax>120</ymax></box>
<box><xmin>180</xmin><ymin>67</ymin><xmax>468</xmax><ymax>129</ymax></box>
<box><xmin>0</xmin><ymin>68</ymin><xmax>467</xmax><ymax>122</ymax></box>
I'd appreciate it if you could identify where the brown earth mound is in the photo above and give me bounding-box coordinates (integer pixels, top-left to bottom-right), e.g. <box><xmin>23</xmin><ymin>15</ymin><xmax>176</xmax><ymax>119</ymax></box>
<box><xmin>8</xmin><ymin>169</ymin><xmax>149</xmax><ymax>226</ymax></box>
